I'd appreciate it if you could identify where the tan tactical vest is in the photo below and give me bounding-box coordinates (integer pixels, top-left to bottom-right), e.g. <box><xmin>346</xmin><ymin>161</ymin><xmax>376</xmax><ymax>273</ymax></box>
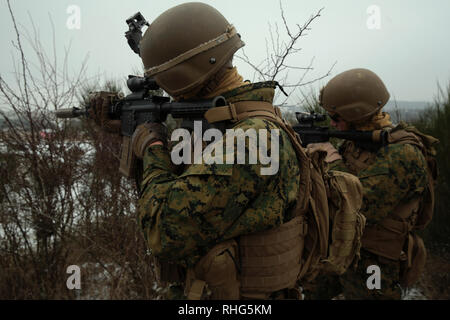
<box><xmin>182</xmin><ymin>101</ymin><xmax>365</xmax><ymax>299</ymax></box>
<box><xmin>181</xmin><ymin>101</ymin><xmax>307</xmax><ymax>299</ymax></box>
<box><xmin>339</xmin><ymin>124</ymin><xmax>438</xmax><ymax>287</ymax></box>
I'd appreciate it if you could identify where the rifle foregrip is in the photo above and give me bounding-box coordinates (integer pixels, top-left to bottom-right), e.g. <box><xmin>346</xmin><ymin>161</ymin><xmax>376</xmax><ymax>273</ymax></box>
<box><xmin>119</xmin><ymin>136</ymin><xmax>137</xmax><ymax>178</ymax></box>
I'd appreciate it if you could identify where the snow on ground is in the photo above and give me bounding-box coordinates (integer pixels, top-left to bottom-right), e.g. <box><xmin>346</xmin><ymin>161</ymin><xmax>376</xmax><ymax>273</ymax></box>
<box><xmin>402</xmin><ymin>287</ymin><xmax>427</xmax><ymax>300</ymax></box>
<box><xmin>77</xmin><ymin>262</ymin><xmax>138</xmax><ymax>300</ymax></box>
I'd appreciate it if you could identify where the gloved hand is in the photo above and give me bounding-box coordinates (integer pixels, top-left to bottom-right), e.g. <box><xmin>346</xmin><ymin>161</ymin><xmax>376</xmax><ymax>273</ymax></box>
<box><xmin>88</xmin><ymin>91</ymin><xmax>122</xmax><ymax>134</ymax></box>
<box><xmin>306</xmin><ymin>142</ymin><xmax>342</xmax><ymax>163</ymax></box>
<box><xmin>131</xmin><ymin>122</ymin><xmax>168</xmax><ymax>159</ymax></box>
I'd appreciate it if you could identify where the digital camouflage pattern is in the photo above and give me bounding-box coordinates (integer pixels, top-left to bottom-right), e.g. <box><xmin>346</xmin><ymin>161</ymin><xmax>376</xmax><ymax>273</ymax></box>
<box><xmin>331</xmin><ymin>141</ymin><xmax>428</xmax><ymax>225</ymax></box>
<box><xmin>221</xmin><ymin>81</ymin><xmax>278</xmax><ymax>103</ymax></box>
<box><xmin>137</xmin><ymin>83</ymin><xmax>301</xmax><ymax>270</ymax></box>
<box><xmin>304</xmin><ymin>139</ymin><xmax>428</xmax><ymax>299</ymax></box>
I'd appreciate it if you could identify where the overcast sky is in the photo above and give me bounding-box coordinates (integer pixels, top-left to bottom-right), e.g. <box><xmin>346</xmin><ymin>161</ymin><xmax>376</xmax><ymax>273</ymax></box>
<box><xmin>1</xmin><ymin>0</ymin><xmax>449</xmax><ymax>105</ymax></box>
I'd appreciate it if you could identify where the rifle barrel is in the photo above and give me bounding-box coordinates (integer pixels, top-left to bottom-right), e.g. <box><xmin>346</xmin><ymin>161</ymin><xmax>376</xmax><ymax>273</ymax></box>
<box><xmin>328</xmin><ymin>130</ymin><xmax>374</xmax><ymax>142</ymax></box>
<box><xmin>55</xmin><ymin>108</ymin><xmax>86</xmax><ymax>119</ymax></box>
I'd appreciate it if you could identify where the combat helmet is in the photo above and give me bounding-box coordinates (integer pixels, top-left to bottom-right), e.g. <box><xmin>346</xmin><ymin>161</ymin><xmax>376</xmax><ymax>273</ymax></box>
<box><xmin>139</xmin><ymin>2</ymin><xmax>245</xmax><ymax>97</ymax></box>
<box><xmin>320</xmin><ymin>68</ymin><xmax>390</xmax><ymax>123</ymax></box>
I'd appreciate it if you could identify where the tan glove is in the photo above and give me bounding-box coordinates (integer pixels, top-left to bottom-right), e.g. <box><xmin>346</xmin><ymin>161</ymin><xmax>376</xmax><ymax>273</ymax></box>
<box><xmin>88</xmin><ymin>91</ymin><xmax>122</xmax><ymax>134</ymax></box>
<box><xmin>306</xmin><ymin>142</ymin><xmax>342</xmax><ymax>163</ymax></box>
<box><xmin>131</xmin><ymin>122</ymin><xmax>168</xmax><ymax>158</ymax></box>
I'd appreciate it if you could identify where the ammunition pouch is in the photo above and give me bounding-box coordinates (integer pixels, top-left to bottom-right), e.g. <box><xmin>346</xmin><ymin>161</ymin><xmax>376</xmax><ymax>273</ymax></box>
<box><xmin>185</xmin><ymin>240</ymin><xmax>240</xmax><ymax>300</ymax></box>
<box><xmin>362</xmin><ymin>198</ymin><xmax>420</xmax><ymax>260</ymax></box>
<box><xmin>362</xmin><ymin>198</ymin><xmax>427</xmax><ymax>288</ymax></box>
<box><xmin>239</xmin><ymin>216</ymin><xmax>307</xmax><ymax>299</ymax></box>
<box><xmin>184</xmin><ymin>216</ymin><xmax>307</xmax><ymax>300</ymax></box>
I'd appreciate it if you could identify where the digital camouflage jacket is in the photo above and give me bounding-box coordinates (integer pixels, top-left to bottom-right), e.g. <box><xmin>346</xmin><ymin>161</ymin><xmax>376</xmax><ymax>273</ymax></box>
<box><xmin>137</xmin><ymin>82</ymin><xmax>301</xmax><ymax>267</ymax></box>
<box><xmin>330</xmin><ymin>138</ymin><xmax>428</xmax><ymax>226</ymax></box>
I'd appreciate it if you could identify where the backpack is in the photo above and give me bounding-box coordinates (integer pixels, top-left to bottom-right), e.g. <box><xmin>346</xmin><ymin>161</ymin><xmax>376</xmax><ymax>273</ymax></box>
<box><xmin>294</xmin><ymin>145</ymin><xmax>366</xmax><ymax>281</ymax></box>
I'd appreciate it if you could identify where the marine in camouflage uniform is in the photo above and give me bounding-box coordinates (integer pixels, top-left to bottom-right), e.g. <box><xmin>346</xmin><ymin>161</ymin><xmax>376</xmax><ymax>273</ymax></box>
<box><xmin>303</xmin><ymin>68</ymin><xmax>434</xmax><ymax>300</ymax></box>
<box><xmin>89</xmin><ymin>3</ymin><xmax>306</xmax><ymax>299</ymax></box>
<box><xmin>139</xmin><ymin>82</ymin><xmax>301</xmax><ymax>298</ymax></box>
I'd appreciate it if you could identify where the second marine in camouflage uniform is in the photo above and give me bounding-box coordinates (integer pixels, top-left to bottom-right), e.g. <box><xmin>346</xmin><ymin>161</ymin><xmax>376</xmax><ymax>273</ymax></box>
<box><xmin>303</xmin><ymin>68</ymin><xmax>435</xmax><ymax>300</ymax></box>
<box><xmin>305</xmin><ymin>139</ymin><xmax>428</xmax><ymax>299</ymax></box>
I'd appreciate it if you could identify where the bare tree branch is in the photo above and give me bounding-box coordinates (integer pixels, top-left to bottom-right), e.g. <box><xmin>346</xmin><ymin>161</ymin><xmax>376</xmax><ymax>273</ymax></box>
<box><xmin>236</xmin><ymin>1</ymin><xmax>336</xmax><ymax>105</ymax></box>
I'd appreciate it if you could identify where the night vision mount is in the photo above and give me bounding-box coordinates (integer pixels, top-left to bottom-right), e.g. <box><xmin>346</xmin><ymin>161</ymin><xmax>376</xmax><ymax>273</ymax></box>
<box><xmin>125</xmin><ymin>12</ymin><xmax>149</xmax><ymax>55</ymax></box>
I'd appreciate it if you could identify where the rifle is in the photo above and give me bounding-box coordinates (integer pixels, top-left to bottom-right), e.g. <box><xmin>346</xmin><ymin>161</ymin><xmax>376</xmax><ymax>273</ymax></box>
<box><xmin>55</xmin><ymin>12</ymin><xmax>228</xmax><ymax>178</ymax></box>
<box><xmin>55</xmin><ymin>75</ymin><xmax>227</xmax><ymax>177</ymax></box>
<box><xmin>292</xmin><ymin>112</ymin><xmax>388</xmax><ymax>148</ymax></box>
